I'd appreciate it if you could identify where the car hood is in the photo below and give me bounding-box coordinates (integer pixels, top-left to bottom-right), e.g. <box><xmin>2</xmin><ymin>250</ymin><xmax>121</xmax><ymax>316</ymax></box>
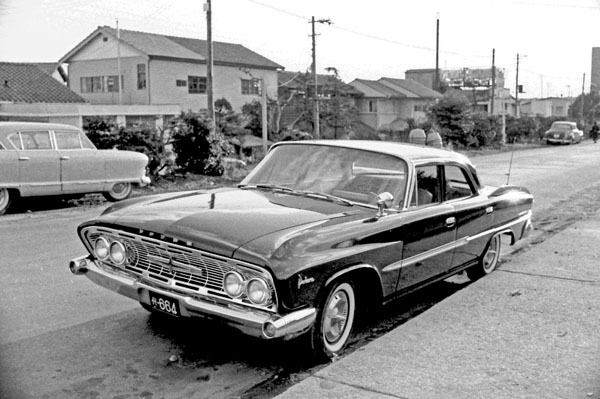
<box><xmin>92</xmin><ymin>188</ymin><xmax>367</xmax><ymax>259</ymax></box>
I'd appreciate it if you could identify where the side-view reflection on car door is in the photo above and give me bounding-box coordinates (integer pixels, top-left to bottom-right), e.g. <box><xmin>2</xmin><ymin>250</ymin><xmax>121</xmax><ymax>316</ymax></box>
<box><xmin>54</xmin><ymin>129</ymin><xmax>104</xmax><ymax>194</ymax></box>
<box><xmin>396</xmin><ymin>164</ymin><xmax>457</xmax><ymax>292</ymax></box>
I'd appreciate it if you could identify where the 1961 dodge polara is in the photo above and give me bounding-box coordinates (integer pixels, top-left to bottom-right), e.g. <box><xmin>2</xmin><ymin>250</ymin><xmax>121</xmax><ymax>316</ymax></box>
<box><xmin>69</xmin><ymin>140</ymin><xmax>533</xmax><ymax>359</ymax></box>
<box><xmin>0</xmin><ymin>121</ymin><xmax>150</xmax><ymax>215</ymax></box>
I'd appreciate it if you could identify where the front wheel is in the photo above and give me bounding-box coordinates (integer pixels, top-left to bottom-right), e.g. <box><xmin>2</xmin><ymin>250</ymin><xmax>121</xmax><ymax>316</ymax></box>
<box><xmin>0</xmin><ymin>188</ymin><xmax>13</xmax><ymax>215</ymax></box>
<box><xmin>467</xmin><ymin>234</ymin><xmax>501</xmax><ymax>281</ymax></box>
<box><xmin>310</xmin><ymin>281</ymin><xmax>356</xmax><ymax>360</ymax></box>
<box><xmin>103</xmin><ymin>182</ymin><xmax>133</xmax><ymax>201</ymax></box>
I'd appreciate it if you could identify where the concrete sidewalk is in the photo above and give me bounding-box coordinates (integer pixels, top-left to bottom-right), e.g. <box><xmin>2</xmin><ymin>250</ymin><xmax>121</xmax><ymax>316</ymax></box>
<box><xmin>275</xmin><ymin>214</ymin><xmax>600</xmax><ymax>399</ymax></box>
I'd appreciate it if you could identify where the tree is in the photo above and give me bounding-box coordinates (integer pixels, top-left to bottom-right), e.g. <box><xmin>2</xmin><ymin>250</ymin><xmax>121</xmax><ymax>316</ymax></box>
<box><xmin>427</xmin><ymin>90</ymin><xmax>471</xmax><ymax>146</ymax></box>
<box><xmin>569</xmin><ymin>91</ymin><xmax>600</xmax><ymax>125</ymax></box>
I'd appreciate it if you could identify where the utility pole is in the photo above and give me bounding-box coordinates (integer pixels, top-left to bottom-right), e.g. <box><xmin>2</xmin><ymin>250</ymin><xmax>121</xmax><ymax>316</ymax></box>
<box><xmin>310</xmin><ymin>16</ymin><xmax>331</xmax><ymax>139</ymax></box>
<box><xmin>515</xmin><ymin>53</ymin><xmax>520</xmax><ymax>118</ymax></box>
<box><xmin>116</xmin><ymin>19</ymin><xmax>122</xmax><ymax>106</ymax></box>
<box><xmin>490</xmin><ymin>48</ymin><xmax>495</xmax><ymax>115</ymax></box>
<box><xmin>205</xmin><ymin>0</ymin><xmax>215</xmax><ymax>128</ymax></box>
<box><xmin>261</xmin><ymin>79</ymin><xmax>268</xmax><ymax>155</ymax></box>
<box><xmin>581</xmin><ymin>73</ymin><xmax>586</xmax><ymax>129</ymax></box>
<box><xmin>435</xmin><ymin>13</ymin><xmax>440</xmax><ymax>92</ymax></box>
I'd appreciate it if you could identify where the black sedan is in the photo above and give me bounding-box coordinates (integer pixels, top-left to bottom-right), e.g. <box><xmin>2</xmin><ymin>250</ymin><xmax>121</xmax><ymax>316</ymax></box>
<box><xmin>69</xmin><ymin>141</ymin><xmax>533</xmax><ymax>360</ymax></box>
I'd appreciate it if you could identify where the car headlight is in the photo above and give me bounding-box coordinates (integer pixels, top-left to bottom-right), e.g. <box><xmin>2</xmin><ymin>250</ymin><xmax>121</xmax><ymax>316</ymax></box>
<box><xmin>109</xmin><ymin>241</ymin><xmax>127</xmax><ymax>265</ymax></box>
<box><xmin>94</xmin><ymin>237</ymin><xmax>110</xmax><ymax>260</ymax></box>
<box><xmin>224</xmin><ymin>272</ymin><xmax>245</xmax><ymax>298</ymax></box>
<box><xmin>247</xmin><ymin>278</ymin><xmax>271</xmax><ymax>305</ymax></box>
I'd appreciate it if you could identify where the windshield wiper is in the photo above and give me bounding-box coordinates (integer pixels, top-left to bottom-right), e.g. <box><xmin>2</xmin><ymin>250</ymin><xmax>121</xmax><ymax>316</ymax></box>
<box><xmin>238</xmin><ymin>184</ymin><xmax>295</xmax><ymax>192</ymax></box>
<box><xmin>238</xmin><ymin>184</ymin><xmax>353</xmax><ymax>206</ymax></box>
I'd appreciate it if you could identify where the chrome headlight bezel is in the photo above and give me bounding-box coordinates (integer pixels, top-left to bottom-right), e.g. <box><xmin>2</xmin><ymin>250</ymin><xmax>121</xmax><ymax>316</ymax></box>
<box><xmin>109</xmin><ymin>240</ymin><xmax>127</xmax><ymax>265</ymax></box>
<box><xmin>223</xmin><ymin>271</ymin><xmax>245</xmax><ymax>298</ymax></box>
<box><xmin>93</xmin><ymin>237</ymin><xmax>110</xmax><ymax>261</ymax></box>
<box><xmin>247</xmin><ymin>278</ymin><xmax>271</xmax><ymax>305</ymax></box>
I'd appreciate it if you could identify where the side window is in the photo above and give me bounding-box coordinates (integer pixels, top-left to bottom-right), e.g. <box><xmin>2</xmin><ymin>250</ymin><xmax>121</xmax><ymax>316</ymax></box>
<box><xmin>55</xmin><ymin>131</ymin><xmax>82</xmax><ymax>149</ymax></box>
<box><xmin>8</xmin><ymin>133</ymin><xmax>23</xmax><ymax>149</ymax></box>
<box><xmin>444</xmin><ymin>165</ymin><xmax>474</xmax><ymax>200</ymax></box>
<box><xmin>409</xmin><ymin>165</ymin><xmax>440</xmax><ymax>207</ymax></box>
<box><xmin>21</xmin><ymin>131</ymin><xmax>52</xmax><ymax>150</ymax></box>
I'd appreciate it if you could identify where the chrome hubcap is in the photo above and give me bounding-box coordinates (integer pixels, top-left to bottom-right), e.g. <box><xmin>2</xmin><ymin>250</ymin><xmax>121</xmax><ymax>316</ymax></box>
<box><xmin>483</xmin><ymin>236</ymin><xmax>500</xmax><ymax>272</ymax></box>
<box><xmin>0</xmin><ymin>189</ymin><xmax>8</xmax><ymax>209</ymax></box>
<box><xmin>323</xmin><ymin>290</ymin><xmax>349</xmax><ymax>344</ymax></box>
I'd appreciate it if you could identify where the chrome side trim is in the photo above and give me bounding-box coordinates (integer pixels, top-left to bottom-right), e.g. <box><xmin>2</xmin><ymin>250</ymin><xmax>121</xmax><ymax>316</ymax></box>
<box><xmin>325</xmin><ymin>263</ymin><xmax>384</xmax><ymax>293</ymax></box>
<box><xmin>382</xmin><ymin>210</ymin><xmax>532</xmax><ymax>273</ymax></box>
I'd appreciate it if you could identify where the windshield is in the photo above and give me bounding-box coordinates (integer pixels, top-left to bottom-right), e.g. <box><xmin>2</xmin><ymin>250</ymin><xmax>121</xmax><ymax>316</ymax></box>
<box><xmin>241</xmin><ymin>143</ymin><xmax>408</xmax><ymax>207</ymax></box>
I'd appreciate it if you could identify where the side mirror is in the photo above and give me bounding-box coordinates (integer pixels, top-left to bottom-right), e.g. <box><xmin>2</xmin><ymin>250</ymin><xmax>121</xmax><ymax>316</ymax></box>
<box><xmin>376</xmin><ymin>192</ymin><xmax>394</xmax><ymax>218</ymax></box>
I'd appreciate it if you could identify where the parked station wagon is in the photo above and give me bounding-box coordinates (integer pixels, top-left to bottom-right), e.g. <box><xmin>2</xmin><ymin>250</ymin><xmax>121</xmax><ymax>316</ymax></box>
<box><xmin>69</xmin><ymin>141</ymin><xmax>533</xmax><ymax>359</ymax></box>
<box><xmin>0</xmin><ymin>122</ymin><xmax>150</xmax><ymax>215</ymax></box>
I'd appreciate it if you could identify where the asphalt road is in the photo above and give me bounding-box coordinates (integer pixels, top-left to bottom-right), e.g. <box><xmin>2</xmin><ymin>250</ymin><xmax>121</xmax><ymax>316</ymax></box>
<box><xmin>1</xmin><ymin>140</ymin><xmax>599</xmax><ymax>399</ymax></box>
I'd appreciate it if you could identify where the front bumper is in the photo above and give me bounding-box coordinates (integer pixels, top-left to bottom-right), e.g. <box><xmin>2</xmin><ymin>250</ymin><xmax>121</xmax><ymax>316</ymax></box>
<box><xmin>69</xmin><ymin>256</ymin><xmax>316</xmax><ymax>340</ymax></box>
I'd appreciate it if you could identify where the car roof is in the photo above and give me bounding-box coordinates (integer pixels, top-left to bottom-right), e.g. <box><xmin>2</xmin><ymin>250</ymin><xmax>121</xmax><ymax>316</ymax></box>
<box><xmin>0</xmin><ymin>121</ymin><xmax>81</xmax><ymax>134</ymax></box>
<box><xmin>271</xmin><ymin>139</ymin><xmax>473</xmax><ymax>164</ymax></box>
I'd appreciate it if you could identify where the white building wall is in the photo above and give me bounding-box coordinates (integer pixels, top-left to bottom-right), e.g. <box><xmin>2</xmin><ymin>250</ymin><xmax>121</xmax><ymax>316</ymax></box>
<box><xmin>149</xmin><ymin>60</ymin><xmax>277</xmax><ymax>112</ymax></box>
<box><xmin>68</xmin><ymin>56</ymin><xmax>149</xmax><ymax>105</ymax></box>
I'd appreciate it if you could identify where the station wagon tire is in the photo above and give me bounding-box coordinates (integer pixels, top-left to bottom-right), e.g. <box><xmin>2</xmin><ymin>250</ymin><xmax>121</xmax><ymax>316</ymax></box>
<box><xmin>103</xmin><ymin>182</ymin><xmax>133</xmax><ymax>201</ymax></box>
<box><xmin>467</xmin><ymin>234</ymin><xmax>501</xmax><ymax>281</ymax></box>
<box><xmin>0</xmin><ymin>188</ymin><xmax>13</xmax><ymax>215</ymax></box>
<box><xmin>310</xmin><ymin>280</ymin><xmax>356</xmax><ymax>360</ymax></box>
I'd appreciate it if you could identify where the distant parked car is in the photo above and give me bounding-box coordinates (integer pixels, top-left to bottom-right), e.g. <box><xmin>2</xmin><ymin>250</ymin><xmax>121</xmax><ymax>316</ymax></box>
<box><xmin>543</xmin><ymin>121</ymin><xmax>583</xmax><ymax>144</ymax></box>
<box><xmin>0</xmin><ymin>121</ymin><xmax>150</xmax><ymax>215</ymax></box>
<box><xmin>69</xmin><ymin>140</ymin><xmax>533</xmax><ymax>360</ymax></box>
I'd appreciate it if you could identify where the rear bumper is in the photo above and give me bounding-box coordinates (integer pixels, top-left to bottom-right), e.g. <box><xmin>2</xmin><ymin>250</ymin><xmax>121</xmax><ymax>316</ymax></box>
<box><xmin>69</xmin><ymin>256</ymin><xmax>316</xmax><ymax>340</ymax></box>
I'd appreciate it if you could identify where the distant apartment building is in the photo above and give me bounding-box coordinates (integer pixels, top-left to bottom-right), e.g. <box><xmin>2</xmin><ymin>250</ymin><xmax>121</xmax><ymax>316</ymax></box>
<box><xmin>405</xmin><ymin>67</ymin><xmax>510</xmax><ymax>115</ymax></box>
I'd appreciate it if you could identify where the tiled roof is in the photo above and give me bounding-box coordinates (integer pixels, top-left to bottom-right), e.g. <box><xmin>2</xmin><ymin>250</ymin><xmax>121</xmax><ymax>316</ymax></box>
<box><xmin>278</xmin><ymin>71</ymin><xmax>362</xmax><ymax>95</ymax></box>
<box><xmin>63</xmin><ymin>26</ymin><xmax>283</xmax><ymax>70</ymax></box>
<box><xmin>380</xmin><ymin>77</ymin><xmax>443</xmax><ymax>98</ymax></box>
<box><xmin>0</xmin><ymin>62</ymin><xmax>86</xmax><ymax>103</ymax></box>
<box><xmin>350</xmin><ymin>79</ymin><xmax>407</xmax><ymax>98</ymax></box>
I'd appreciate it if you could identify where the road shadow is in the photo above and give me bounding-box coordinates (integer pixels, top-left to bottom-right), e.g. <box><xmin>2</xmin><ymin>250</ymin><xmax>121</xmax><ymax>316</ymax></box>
<box><xmin>5</xmin><ymin>194</ymin><xmax>106</xmax><ymax>215</ymax></box>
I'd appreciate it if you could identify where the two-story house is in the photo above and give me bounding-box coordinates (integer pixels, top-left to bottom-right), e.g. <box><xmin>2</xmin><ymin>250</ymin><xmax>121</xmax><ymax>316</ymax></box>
<box><xmin>349</xmin><ymin>77</ymin><xmax>442</xmax><ymax>131</ymax></box>
<box><xmin>59</xmin><ymin>26</ymin><xmax>284</xmax><ymax>116</ymax></box>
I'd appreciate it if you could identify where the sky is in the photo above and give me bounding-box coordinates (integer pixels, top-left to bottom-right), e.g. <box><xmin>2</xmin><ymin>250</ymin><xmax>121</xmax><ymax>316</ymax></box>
<box><xmin>1</xmin><ymin>0</ymin><xmax>600</xmax><ymax>99</ymax></box>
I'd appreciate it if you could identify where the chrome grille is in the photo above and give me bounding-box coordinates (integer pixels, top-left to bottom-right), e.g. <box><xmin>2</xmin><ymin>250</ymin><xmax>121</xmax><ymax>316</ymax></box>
<box><xmin>81</xmin><ymin>226</ymin><xmax>276</xmax><ymax>310</ymax></box>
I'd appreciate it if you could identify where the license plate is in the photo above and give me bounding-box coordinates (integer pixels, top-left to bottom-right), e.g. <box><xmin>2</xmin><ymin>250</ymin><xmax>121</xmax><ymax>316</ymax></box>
<box><xmin>148</xmin><ymin>291</ymin><xmax>180</xmax><ymax>317</ymax></box>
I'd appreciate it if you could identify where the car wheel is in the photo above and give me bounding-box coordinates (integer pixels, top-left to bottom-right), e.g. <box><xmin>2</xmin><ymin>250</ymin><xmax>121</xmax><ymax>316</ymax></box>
<box><xmin>0</xmin><ymin>188</ymin><xmax>13</xmax><ymax>215</ymax></box>
<box><xmin>467</xmin><ymin>234</ymin><xmax>501</xmax><ymax>281</ymax></box>
<box><xmin>310</xmin><ymin>280</ymin><xmax>356</xmax><ymax>360</ymax></box>
<box><xmin>103</xmin><ymin>182</ymin><xmax>133</xmax><ymax>201</ymax></box>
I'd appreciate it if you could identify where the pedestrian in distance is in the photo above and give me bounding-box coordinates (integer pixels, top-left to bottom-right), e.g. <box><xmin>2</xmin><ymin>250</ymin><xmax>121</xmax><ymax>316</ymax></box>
<box><xmin>590</xmin><ymin>122</ymin><xmax>599</xmax><ymax>144</ymax></box>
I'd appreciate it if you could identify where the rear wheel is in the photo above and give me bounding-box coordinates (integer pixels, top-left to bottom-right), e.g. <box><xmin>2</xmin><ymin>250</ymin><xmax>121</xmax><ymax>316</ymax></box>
<box><xmin>310</xmin><ymin>280</ymin><xmax>356</xmax><ymax>360</ymax></box>
<box><xmin>467</xmin><ymin>234</ymin><xmax>501</xmax><ymax>281</ymax></box>
<box><xmin>103</xmin><ymin>182</ymin><xmax>132</xmax><ymax>201</ymax></box>
<box><xmin>0</xmin><ymin>188</ymin><xmax>13</xmax><ymax>215</ymax></box>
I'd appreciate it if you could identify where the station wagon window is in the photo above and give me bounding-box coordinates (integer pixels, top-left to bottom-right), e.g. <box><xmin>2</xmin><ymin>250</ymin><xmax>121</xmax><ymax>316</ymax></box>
<box><xmin>410</xmin><ymin>165</ymin><xmax>440</xmax><ymax>207</ymax></box>
<box><xmin>55</xmin><ymin>131</ymin><xmax>83</xmax><ymax>149</ymax></box>
<box><xmin>444</xmin><ymin>165</ymin><xmax>474</xmax><ymax>200</ymax></box>
<box><xmin>20</xmin><ymin>131</ymin><xmax>52</xmax><ymax>150</ymax></box>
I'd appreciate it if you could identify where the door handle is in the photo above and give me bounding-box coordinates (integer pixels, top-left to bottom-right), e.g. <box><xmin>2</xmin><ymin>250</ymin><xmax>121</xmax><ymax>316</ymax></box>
<box><xmin>60</xmin><ymin>156</ymin><xmax>70</xmax><ymax>160</ymax></box>
<box><xmin>445</xmin><ymin>217</ymin><xmax>456</xmax><ymax>228</ymax></box>
<box><xmin>18</xmin><ymin>156</ymin><xmax>30</xmax><ymax>161</ymax></box>
<box><xmin>486</xmin><ymin>206</ymin><xmax>494</xmax><ymax>214</ymax></box>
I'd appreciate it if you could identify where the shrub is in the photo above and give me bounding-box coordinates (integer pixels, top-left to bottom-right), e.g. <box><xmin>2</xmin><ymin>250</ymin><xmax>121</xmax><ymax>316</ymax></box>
<box><xmin>84</xmin><ymin>118</ymin><xmax>173</xmax><ymax>179</ymax></box>
<box><xmin>169</xmin><ymin>112</ymin><xmax>232</xmax><ymax>176</ymax></box>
